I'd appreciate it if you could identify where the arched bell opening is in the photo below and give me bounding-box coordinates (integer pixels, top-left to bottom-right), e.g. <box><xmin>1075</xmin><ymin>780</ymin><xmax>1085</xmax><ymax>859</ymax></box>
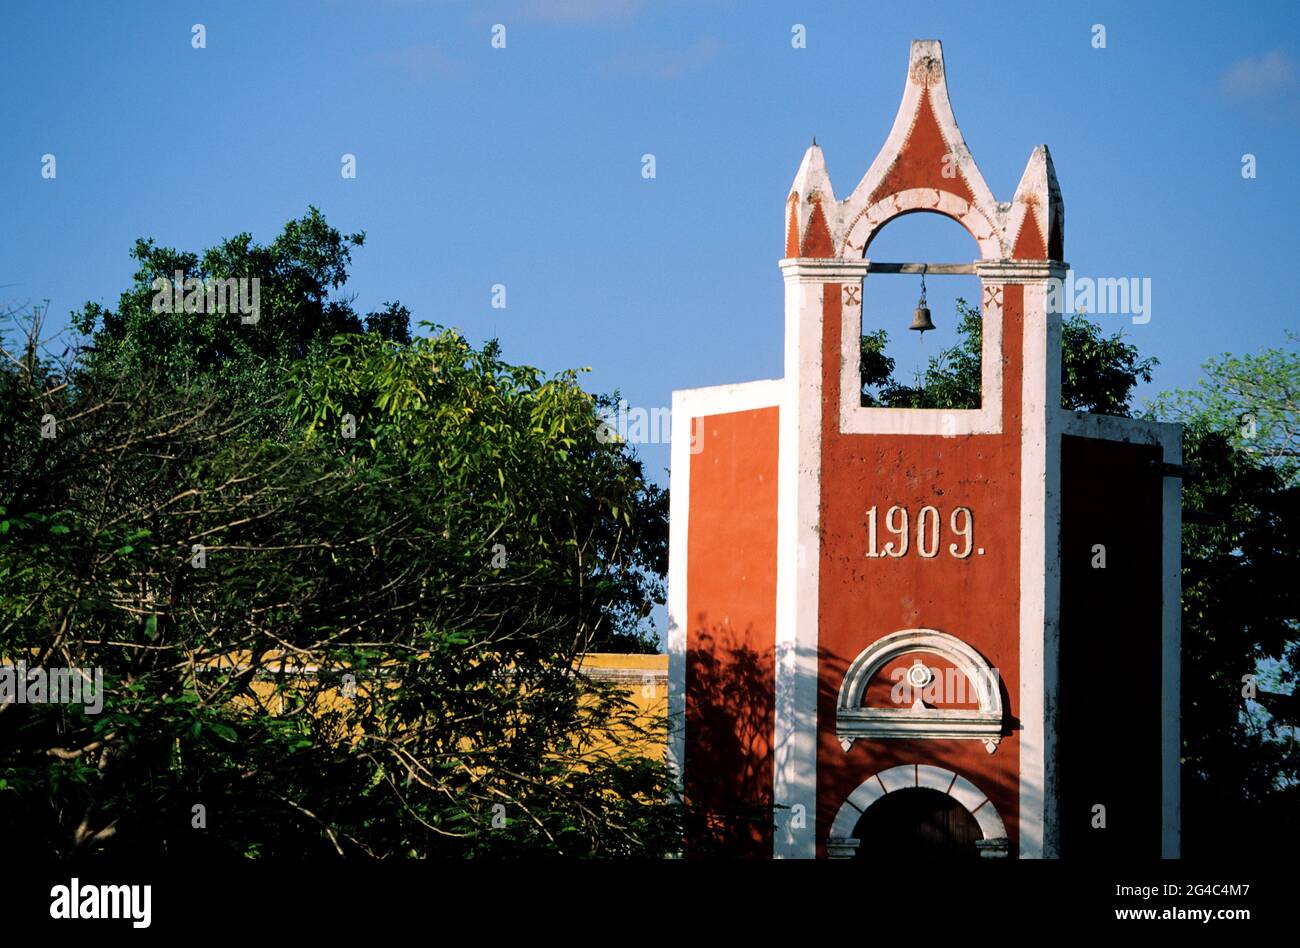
<box><xmin>855</xmin><ymin>210</ymin><xmax>984</xmax><ymax>410</ymax></box>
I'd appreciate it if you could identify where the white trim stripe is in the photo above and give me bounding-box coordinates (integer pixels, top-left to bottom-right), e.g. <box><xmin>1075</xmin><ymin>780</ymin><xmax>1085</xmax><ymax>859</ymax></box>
<box><xmin>772</xmin><ymin>272</ymin><xmax>824</xmax><ymax>858</ymax></box>
<box><xmin>1018</xmin><ymin>282</ymin><xmax>1060</xmax><ymax>858</ymax></box>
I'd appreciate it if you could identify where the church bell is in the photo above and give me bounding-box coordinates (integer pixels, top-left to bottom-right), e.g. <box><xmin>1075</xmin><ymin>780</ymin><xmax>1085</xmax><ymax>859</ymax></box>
<box><xmin>910</xmin><ymin>269</ymin><xmax>935</xmax><ymax>335</ymax></box>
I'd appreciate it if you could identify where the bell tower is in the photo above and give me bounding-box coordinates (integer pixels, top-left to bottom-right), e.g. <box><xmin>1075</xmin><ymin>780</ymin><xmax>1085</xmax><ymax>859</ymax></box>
<box><xmin>668</xmin><ymin>40</ymin><xmax>1181</xmax><ymax>859</ymax></box>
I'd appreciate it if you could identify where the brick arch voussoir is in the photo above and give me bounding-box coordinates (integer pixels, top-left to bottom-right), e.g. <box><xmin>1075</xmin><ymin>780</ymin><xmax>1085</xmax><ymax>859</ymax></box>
<box><xmin>826</xmin><ymin>764</ymin><xmax>1010</xmax><ymax>859</ymax></box>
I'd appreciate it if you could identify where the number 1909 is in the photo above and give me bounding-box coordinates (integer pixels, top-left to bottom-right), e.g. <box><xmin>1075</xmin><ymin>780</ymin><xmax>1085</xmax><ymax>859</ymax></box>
<box><xmin>865</xmin><ymin>505</ymin><xmax>976</xmax><ymax>559</ymax></box>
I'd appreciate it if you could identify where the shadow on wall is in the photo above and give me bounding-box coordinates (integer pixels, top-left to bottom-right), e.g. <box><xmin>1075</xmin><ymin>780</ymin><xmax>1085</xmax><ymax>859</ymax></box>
<box><xmin>676</xmin><ymin>625</ymin><xmax>1031</xmax><ymax>858</ymax></box>
<box><xmin>682</xmin><ymin>622</ymin><xmax>776</xmax><ymax>857</ymax></box>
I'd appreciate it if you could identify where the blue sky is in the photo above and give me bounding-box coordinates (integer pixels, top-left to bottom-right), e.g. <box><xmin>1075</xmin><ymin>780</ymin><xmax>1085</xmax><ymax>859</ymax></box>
<box><xmin>4</xmin><ymin>0</ymin><xmax>1299</xmax><ymax>488</ymax></box>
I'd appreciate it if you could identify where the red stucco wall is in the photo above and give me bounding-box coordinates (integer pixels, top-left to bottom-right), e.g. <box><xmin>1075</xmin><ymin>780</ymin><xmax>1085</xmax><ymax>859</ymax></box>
<box><xmin>815</xmin><ymin>283</ymin><xmax>1024</xmax><ymax>856</ymax></box>
<box><xmin>684</xmin><ymin>407</ymin><xmax>779</xmax><ymax>856</ymax></box>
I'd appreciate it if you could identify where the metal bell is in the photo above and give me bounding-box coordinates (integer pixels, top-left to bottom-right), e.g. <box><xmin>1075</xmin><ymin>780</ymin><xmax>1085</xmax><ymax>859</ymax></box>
<box><xmin>910</xmin><ymin>301</ymin><xmax>935</xmax><ymax>334</ymax></box>
<box><xmin>910</xmin><ymin>269</ymin><xmax>935</xmax><ymax>335</ymax></box>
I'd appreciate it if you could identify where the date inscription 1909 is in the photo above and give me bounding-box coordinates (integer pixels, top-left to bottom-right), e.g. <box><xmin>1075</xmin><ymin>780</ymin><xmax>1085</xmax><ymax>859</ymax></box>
<box><xmin>864</xmin><ymin>505</ymin><xmax>982</xmax><ymax>559</ymax></box>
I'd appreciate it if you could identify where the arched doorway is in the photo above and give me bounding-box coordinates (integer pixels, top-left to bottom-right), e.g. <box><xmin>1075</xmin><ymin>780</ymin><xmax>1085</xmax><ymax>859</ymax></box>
<box><xmin>826</xmin><ymin>764</ymin><xmax>1010</xmax><ymax>859</ymax></box>
<box><xmin>850</xmin><ymin>787</ymin><xmax>982</xmax><ymax>859</ymax></box>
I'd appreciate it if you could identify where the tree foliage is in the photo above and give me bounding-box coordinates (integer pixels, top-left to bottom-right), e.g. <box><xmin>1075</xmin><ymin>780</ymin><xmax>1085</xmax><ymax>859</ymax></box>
<box><xmin>0</xmin><ymin>210</ymin><xmax>677</xmax><ymax>857</ymax></box>
<box><xmin>1149</xmin><ymin>343</ymin><xmax>1300</xmax><ymax>856</ymax></box>
<box><xmin>861</xmin><ymin>299</ymin><xmax>1157</xmax><ymax>414</ymax></box>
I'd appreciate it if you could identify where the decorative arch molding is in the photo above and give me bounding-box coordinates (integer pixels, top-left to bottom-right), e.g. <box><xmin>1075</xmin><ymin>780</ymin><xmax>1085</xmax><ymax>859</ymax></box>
<box><xmin>836</xmin><ymin>628</ymin><xmax>1004</xmax><ymax>753</ymax></box>
<box><xmin>840</xmin><ymin>188</ymin><xmax>1003</xmax><ymax>261</ymax></box>
<box><xmin>826</xmin><ymin>765</ymin><xmax>1010</xmax><ymax>859</ymax></box>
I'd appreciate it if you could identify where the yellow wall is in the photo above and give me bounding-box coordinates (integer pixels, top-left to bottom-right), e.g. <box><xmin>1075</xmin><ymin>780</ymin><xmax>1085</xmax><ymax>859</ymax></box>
<box><xmin>578</xmin><ymin>652</ymin><xmax>668</xmax><ymax>755</ymax></box>
<box><xmin>221</xmin><ymin>651</ymin><xmax>669</xmax><ymax>757</ymax></box>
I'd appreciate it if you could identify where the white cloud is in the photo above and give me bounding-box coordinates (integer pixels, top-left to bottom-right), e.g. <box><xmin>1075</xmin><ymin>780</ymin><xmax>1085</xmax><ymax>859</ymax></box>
<box><xmin>373</xmin><ymin>43</ymin><xmax>464</xmax><ymax>81</ymax></box>
<box><xmin>601</xmin><ymin>37</ymin><xmax>722</xmax><ymax>80</ymax></box>
<box><xmin>1220</xmin><ymin>51</ymin><xmax>1297</xmax><ymax>98</ymax></box>
<box><xmin>516</xmin><ymin>0</ymin><xmax>648</xmax><ymax>24</ymax></box>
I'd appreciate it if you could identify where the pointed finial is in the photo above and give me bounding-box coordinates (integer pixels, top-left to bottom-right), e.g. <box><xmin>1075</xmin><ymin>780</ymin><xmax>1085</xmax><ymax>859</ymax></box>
<box><xmin>812</xmin><ymin>135</ymin><xmax>817</xmax><ymax>147</ymax></box>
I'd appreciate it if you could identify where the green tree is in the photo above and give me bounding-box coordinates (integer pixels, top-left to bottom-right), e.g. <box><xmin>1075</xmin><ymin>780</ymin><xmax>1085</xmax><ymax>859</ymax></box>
<box><xmin>1150</xmin><ymin>342</ymin><xmax>1300</xmax><ymax>856</ymax></box>
<box><xmin>1152</xmin><ymin>335</ymin><xmax>1300</xmax><ymax>478</ymax></box>
<box><xmin>861</xmin><ymin>298</ymin><xmax>1156</xmax><ymax>413</ymax></box>
<box><xmin>0</xmin><ymin>211</ymin><xmax>677</xmax><ymax>857</ymax></box>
